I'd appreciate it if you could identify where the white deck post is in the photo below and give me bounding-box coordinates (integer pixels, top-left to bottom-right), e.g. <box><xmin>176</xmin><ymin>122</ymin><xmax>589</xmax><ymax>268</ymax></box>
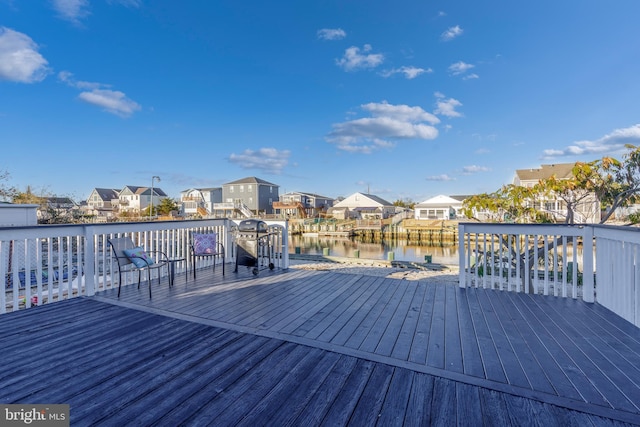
<box><xmin>582</xmin><ymin>226</ymin><xmax>595</xmax><ymax>303</ymax></box>
<box><xmin>458</xmin><ymin>223</ymin><xmax>466</xmax><ymax>288</ymax></box>
<box><xmin>83</xmin><ymin>225</ymin><xmax>96</xmax><ymax>297</ymax></box>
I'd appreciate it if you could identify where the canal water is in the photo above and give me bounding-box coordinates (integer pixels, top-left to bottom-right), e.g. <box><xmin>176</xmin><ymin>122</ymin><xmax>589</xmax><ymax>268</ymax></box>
<box><xmin>289</xmin><ymin>234</ymin><xmax>460</xmax><ymax>265</ymax></box>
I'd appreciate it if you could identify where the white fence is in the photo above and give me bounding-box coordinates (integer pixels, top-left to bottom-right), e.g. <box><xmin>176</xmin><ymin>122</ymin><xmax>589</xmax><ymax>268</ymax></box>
<box><xmin>458</xmin><ymin>223</ymin><xmax>640</xmax><ymax>327</ymax></box>
<box><xmin>0</xmin><ymin>219</ymin><xmax>289</xmax><ymax>313</ymax></box>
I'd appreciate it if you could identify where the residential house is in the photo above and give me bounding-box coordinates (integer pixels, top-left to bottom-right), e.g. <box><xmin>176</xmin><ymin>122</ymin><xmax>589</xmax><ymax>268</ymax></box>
<box><xmin>180</xmin><ymin>188</ymin><xmax>222</xmax><ymax>217</ymax></box>
<box><xmin>85</xmin><ymin>188</ymin><xmax>120</xmax><ymax>220</ymax></box>
<box><xmin>38</xmin><ymin>197</ymin><xmax>79</xmax><ymax>223</ymax></box>
<box><xmin>87</xmin><ymin>188</ymin><xmax>120</xmax><ymax>210</ymax></box>
<box><xmin>118</xmin><ymin>185</ymin><xmax>168</xmax><ymax>214</ymax></box>
<box><xmin>217</xmin><ymin>177</ymin><xmax>279</xmax><ymax>217</ymax></box>
<box><xmin>328</xmin><ymin>192</ymin><xmax>395</xmax><ymax>220</ymax></box>
<box><xmin>273</xmin><ymin>192</ymin><xmax>334</xmax><ymax>218</ymax></box>
<box><xmin>414</xmin><ymin>195</ymin><xmax>468</xmax><ymax>220</ymax></box>
<box><xmin>514</xmin><ymin>164</ymin><xmax>601</xmax><ymax>223</ymax></box>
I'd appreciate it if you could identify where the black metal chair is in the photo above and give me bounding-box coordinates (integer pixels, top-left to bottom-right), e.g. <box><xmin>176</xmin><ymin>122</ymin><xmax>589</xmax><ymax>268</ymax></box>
<box><xmin>190</xmin><ymin>232</ymin><xmax>225</xmax><ymax>279</ymax></box>
<box><xmin>108</xmin><ymin>237</ymin><xmax>169</xmax><ymax>298</ymax></box>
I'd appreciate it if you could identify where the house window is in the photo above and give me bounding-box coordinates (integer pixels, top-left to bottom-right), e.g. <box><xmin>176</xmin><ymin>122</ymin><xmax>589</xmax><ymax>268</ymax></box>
<box><xmin>240</xmin><ymin>185</ymin><xmax>244</xmax><ymax>193</ymax></box>
<box><xmin>248</xmin><ymin>185</ymin><xmax>253</xmax><ymax>191</ymax></box>
<box><xmin>230</xmin><ymin>186</ymin><xmax>234</xmax><ymax>193</ymax></box>
<box><xmin>270</xmin><ymin>186</ymin><xmax>273</xmax><ymax>193</ymax></box>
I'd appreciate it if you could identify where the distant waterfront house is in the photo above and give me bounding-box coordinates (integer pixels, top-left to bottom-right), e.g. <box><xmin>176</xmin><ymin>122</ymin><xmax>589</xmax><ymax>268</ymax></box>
<box><xmin>273</xmin><ymin>192</ymin><xmax>334</xmax><ymax>218</ymax></box>
<box><xmin>217</xmin><ymin>177</ymin><xmax>279</xmax><ymax>216</ymax></box>
<box><xmin>87</xmin><ymin>188</ymin><xmax>120</xmax><ymax>210</ymax></box>
<box><xmin>328</xmin><ymin>192</ymin><xmax>395</xmax><ymax>220</ymax></box>
<box><xmin>85</xmin><ymin>188</ymin><xmax>120</xmax><ymax>220</ymax></box>
<box><xmin>118</xmin><ymin>185</ymin><xmax>168</xmax><ymax>214</ymax></box>
<box><xmin>414</xmin><ymin>195</ymin><xmax>468</xmax><ymax>220</ymax></box>
<box><xmin>38</xmin><ymin>197</ymin><xmax>79</xmax><ymax>223</ymax></box>
<box><xmin>180</xmin><ymin>188</ymin><xmax>222</xmax><ymax>217</ymax></box>
<box><xmin>514</xmin><ymin>164</ymin><xmax>601</xmax><ymax>223</ymax></box>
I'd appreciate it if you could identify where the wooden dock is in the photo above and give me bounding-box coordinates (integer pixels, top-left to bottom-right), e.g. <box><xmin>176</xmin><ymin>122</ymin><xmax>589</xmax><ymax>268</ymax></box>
<box><xmin>1</xmin><ymin>265</ymin><xmax>639</xmax><ymax>425</ymax></box>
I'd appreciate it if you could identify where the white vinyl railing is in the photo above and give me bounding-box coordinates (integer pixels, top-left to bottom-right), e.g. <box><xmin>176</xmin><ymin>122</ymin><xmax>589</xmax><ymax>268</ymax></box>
<box><xmin>459</xmin><ymin>222</ymin><xmax>640</xmax><ymax>327</ymax></box>
<box><xmin>593</xmin><ymin>225</ymin><xmax>640</xmax><ymax>327</ymax></box>
<box><xmin>0</xmin><ymin>219</ymin><xmax>288</xmax><ymax>313</ymax></box>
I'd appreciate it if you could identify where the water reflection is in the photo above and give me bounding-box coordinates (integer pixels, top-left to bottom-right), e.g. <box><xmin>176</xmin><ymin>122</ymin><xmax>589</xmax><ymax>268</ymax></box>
<box><xmin>289</xmin><ymin>235</ymin><xmax>459</xmax><ymax>265</ymax></box>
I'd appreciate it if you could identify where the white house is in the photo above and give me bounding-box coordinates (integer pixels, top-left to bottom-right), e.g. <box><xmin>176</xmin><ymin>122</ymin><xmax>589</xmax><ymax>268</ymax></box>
<box><xmin>514</xmin><ymin>164</ymin><xmax>601</xmax><ymax>223</ymax></box>
<box><xmin>414</xmin><ymin>195</ymin><xmax>466</xmax><ymax>220</ymax></box>
<box><xmin>118</xmin><ymin>185</ymin><xmax>168</xmax><ymax>214</ymax></box>
<box><xmin>180</xmin><ymin>187</ymin><xmax>222</xmax><ymax>217</ymax></box>
<box><xmin>328</xmin><ymin>192</ymin><xmax>395</xmax><ymax>220</ymax></box>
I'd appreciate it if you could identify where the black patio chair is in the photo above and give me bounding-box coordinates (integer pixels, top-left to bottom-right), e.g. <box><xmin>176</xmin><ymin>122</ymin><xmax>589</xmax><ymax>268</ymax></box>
<box><xmin>190</xmin><ymin>232</ymin><xmax>225</xmax><ymax>279</ymax></box>
<box><xmin>108</xmin><ymin>237</ymin><xmax>169</xmax><ymax>298</ymax></box>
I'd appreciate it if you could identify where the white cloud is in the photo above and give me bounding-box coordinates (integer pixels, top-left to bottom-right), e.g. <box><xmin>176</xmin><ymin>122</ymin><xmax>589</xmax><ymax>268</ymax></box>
<box><xmin>59</xmin><ymin>71</ymin><xmax>140</xmax><ymax>117</ymax></box>
<box><xmin>327</xmin><ymin>101</ymin><xmax>439</xmax><ymax>153</ymax></box>
<box><xmin>434</xmin><ymin>97</ymin><xmax>463</xmax><ymax>118</ymax></box>
<box><xmin>380</xmin><ymin>66</ymin><xmax>432</xmax><ymax>79</ymax></box>
<box><xmin>362</xmin><ymin>101</ymin><xmax>440</xmax><ymax>125</ymax></box>
<box><xmin>426</xmin><ymin>174</ymin><xmax>455</xmax><ymax>181</ymax></box>
<box><xmin>441</xmin><ymin>25</ymin><xmax>463</xmax><ymax>41</ymax></box>
<box><xmin>336</xmin><ymin>44</ymin><xmax>384</xmax><ymax>71</ymax></box>
<box><xmin>542</xmin><ymin>124</ymin><xmax>640</xmax><ymax>159</ymax></box>
<box><xmin>317</xmin><ymin>28</ymin><xmax>346</xmax><ymax>40</ymax></box>
<box><xmin>108</xmin><ymin>0</ymin><xmax>142</xmax><ymax>7</ymax></box>
<box><xmin>463</xmin><ymin>165</ymin><xmax>491</xmax><ymax>174</ymax></box>
<box><xmin>229</xmin><ymin>148</ymin><xmax>290</xmax><ymax>174</ymax></box>
<box><xmin>463</xmin><ymin>73</ymin><xmax>479</xmax><ymax>80</ymax></box>
<box><xmin>58</xmin><ymin>71</ymin><xmax>105</xmax><ymax>90</ymax></box>
<box><xmin>51</xmin><ymin>0</ymin><xmax>90</xmax><ymax>24</ymax></box>
<box><xmin>0</xmin><ymin>27</ymin><xmax>49</xmax><ymax>83</ymax></box>
<box><xmin>78</xmin><ymin>89</ymin><xmax>141</xmax><ymax>117</ymax></box>
<box><xmin>448</xmin><ymin>61</ymin><xmax>474</xmax><ymax>75</ymax></box>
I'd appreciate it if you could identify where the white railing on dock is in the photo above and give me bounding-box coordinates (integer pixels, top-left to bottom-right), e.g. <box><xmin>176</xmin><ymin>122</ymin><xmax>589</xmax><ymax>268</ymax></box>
<box><xmin>0</xmin><ymin>219</ymin><xmax>288</xmax><ymax>314</ymax></box>
<box><xmin>459</xmin><ymin>222</ymin><xmax>640</xmax><ymax>327</ymax></box>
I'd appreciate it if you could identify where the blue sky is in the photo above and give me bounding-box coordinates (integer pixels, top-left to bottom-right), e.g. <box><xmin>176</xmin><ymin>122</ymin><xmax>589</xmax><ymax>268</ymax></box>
<box><xmin>2</xmin><ymin>1</ymin><xmax>640</xmax><ymax>204</ymax></box>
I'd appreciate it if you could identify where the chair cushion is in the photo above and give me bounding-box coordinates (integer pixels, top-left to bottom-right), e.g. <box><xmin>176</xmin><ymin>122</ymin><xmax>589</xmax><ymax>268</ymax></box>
<box><xmin>123</xmin><ymin>247</ymin><xmax>155</xmax><ymax>268</ymax></box>
<box><xmin>193</xmin><ymin>233</ymin><xmax>218</xmax><ymax>255</ymax></box>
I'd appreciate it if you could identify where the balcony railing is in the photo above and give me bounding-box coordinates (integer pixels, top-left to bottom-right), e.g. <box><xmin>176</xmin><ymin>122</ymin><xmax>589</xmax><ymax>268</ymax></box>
<box><xmin>1</xmin><ymin>219</ymin><xmax>289</xmax><ymax>314</ymax></box>
<box><xmin>458</xmin><ymin>222</ymin><xmax>639</xmax><ymax>327</ymax></box>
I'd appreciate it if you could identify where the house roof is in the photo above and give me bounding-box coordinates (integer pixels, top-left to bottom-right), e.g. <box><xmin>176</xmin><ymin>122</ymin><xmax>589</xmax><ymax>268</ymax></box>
<box><xmin>141</xmin><ymin>187</ymin><xmax>168</xmax><ymax>197</ymax></box>
<box><xmin>93</xmin><ymin>188</ymin><xmax>120</xmax><ymax>201</ymax></box>
<box><xmin>333</xmin><ymin>192</ymin><xmax>393</xmax><ymax>208</ymax></box>
<box><xmin>417</xmin><ymin>195</ymin><xmax>463</xmax><ymax>205</ymax></box>
<box><xmin>450</xmin><ymin>195</ymin><xmax>472</xmax><ymax>202</ymax></box>
<box><xmin>225</xmin><ymin>177</ymin><xmax>278</xmax><ymax>186</ymax></box>
<box><xmin>46</xmin><ymin>197</ymin><xmax>76</xmax><ymax>205</ymax></box>
<box><xmin>515</xmin><ymin>163</ymin><xmax>575</xmax><ymax>181</ymax></box>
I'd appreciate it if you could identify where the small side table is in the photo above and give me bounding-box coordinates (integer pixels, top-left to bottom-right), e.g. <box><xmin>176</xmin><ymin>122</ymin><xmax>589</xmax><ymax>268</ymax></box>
<box><xmin>168</xmin><ymin>257</ymin><xmax>187</xmax><ymax>287</ymax></box>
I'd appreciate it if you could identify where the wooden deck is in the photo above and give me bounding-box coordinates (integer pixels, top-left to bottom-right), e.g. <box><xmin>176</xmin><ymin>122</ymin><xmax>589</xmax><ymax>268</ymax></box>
<box><xmin>1</xmin><ymin>264</ymin><xmax>640</xmax><ymax>425</ymax></box>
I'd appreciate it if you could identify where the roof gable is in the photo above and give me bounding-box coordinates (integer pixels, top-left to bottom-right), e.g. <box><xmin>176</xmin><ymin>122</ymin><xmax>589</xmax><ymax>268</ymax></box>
<box><xmin>418</xmin><ymin>195</ymin><xmax>462</xmax><ymax>205</ymax></box>
<box><xmin>334</xmin><ymin>192</ymin><xmax>393</xmax><ymax>208</ymax></box>
<box><xmin>225</xmin><ymin>176</ymin><xmax>278</xmax><ymax>186</ymax></box>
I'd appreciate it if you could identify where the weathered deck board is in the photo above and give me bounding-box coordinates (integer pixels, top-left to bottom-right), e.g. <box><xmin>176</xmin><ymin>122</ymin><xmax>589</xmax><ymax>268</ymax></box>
<box><xmin>2</xmin><ymin>265</ymin><xmax>640</xmax><ymax>425</ymax></box>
